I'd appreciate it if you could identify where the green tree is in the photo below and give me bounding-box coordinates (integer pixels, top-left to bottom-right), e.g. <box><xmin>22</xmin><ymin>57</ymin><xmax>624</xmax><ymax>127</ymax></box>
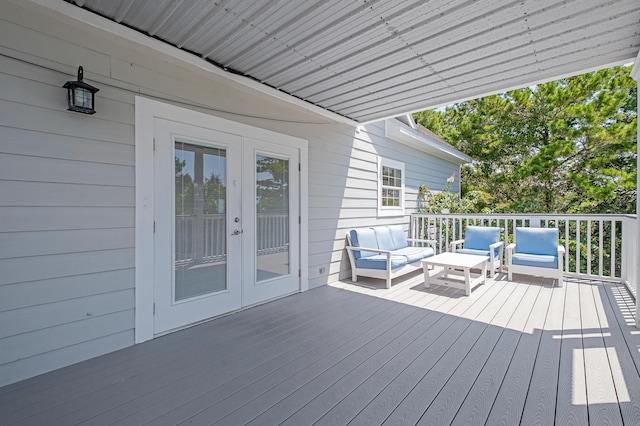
<box><xmin>204</xmin><ymin>173</ymin><xmax>226</xmax><ymax>214</ymax></box>
<box><xmin>175</xmin><ymin>157</ymin><xmax>194</xmax><ymax>215</ymax></box>
<box><xmin>418</xmin><ymin>180</ymin><xmax>488</xmax><ymax>214</ymax></box>
<box><xmin>256</xmin><ymin>155</ymin><xmax>289</xmax><ymax>213</ymax></box>
<box><xmin>415</xmin><ymin>66</ymin><xmax>637</xmax><ymax>214</ymax></box>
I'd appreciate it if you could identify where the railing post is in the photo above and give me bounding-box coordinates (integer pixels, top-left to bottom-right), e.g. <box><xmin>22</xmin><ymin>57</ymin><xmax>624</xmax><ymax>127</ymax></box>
<box><xmin>622</xmin><ymin>218</ymin><xmax>629</xmax><ymax>285</ymax></box>
<box><xmin>633</xmin><ymin>56</ymin><xmax>640</xmax><ymax>328</ymax></box>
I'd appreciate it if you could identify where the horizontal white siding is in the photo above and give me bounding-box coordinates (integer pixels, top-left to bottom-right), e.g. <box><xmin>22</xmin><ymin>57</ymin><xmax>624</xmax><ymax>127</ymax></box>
<box><xmin>306</xmin><ymin>120</ymin><xmax>461</xmax><ymax>288</ymax></box>
<box><xmin>0</xmin><ymin>3</ymin><xmax>137</xmax><ymax>386</ymax></box>
<box><xmin>0</xmin><ymin>1</ymin><xmax>464</xmax><ymax>386</ymax></box>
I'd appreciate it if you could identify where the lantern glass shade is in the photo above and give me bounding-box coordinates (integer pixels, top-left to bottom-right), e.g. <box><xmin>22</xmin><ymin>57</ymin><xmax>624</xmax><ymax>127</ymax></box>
<box><xmin>63</xmin><ymin>66</ymin><xmax>99</xmax><ymax>114</ymax></box>
<box><xmin>74</xmin><ymin>87</ymin><xmax>92</xmax><ymax>109</ymax></box>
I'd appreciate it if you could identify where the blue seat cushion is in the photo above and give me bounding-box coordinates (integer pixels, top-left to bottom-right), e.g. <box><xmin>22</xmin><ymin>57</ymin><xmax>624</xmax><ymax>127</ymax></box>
<box><xmin>393</xmin><ymin>246</ymin><xmax>435</xmax><ymax>263</ymax></box>
<box><xmin>349</xmin><ymin>228</ymin><xmax>379</xmax><ymax>258</ymax></box>
<box><xmin>373</xmin><ymin>226</ymin><xmax>395</xmax><ymax>251</ymax></box>
<box><xmin>455</xmin><ymin>248</ymin><xmax>494</xmax><ymax>259</ymax></box>
<box><xmin>388</xmin><ymin>225</ymin><xmax>409</xmax><ymax>249</ymax></box>
<box><xmin>463</xmin><ymin>226</ymin><xmax>501</xmax><ymax>251</ymax></box>
<box><xmin>515</xmin><ymin>227</ymin><xmax>558</xmax><ymax>256</ymax></box>
<box><xmin>511</xmin><ymin>253</ymin><xmax>558</xmax><ymax>269</ymax></box>
<box><xmin>356</xmin><ymin>254</ymin><xmax>408</xmax><ymax>270</ymax></box>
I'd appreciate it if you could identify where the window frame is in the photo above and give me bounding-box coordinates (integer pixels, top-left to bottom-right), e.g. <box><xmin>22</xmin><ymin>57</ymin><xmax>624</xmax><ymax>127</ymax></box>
<box><xmin>378</xmin><ymin>157</ymin><xmax>405</xmax><ymax>217</ymax></box>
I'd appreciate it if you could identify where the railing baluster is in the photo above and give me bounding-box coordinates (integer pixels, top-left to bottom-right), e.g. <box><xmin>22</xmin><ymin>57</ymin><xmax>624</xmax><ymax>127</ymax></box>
<box><xmin>587</xmin><ymin>219</ymin><xmax>592</xmax><ymax>276</ymax></box>
<box><xmin>564</xmin><ymin>220</ymin><xmax>569</xmax><ymax>274</ymax></box>
<box><xmin>576</xmin><ymin>220</ymin><xmax>581</xmax><ymax>275</ymax></box>
<box><xmin>599</xmin><ymin>220</ymin><xmax>604</xmax><ymax>277</ymax></box>
<box><xmin>611</xmin><ymin>219</ymin><xmax>617</xmax><ymax>279</ymax></box>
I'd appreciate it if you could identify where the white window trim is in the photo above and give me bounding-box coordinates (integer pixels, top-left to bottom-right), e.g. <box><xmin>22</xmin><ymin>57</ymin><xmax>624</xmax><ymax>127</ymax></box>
<box><xmin>378</xmin><ymin>157</ymin><xmax>405</xmax><ymax>217</ymax></box>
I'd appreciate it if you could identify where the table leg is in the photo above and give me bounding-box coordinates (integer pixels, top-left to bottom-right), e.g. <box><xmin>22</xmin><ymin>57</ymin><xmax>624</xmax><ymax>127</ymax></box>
<box><xmin>463</xmin><ymin>268</ymin><xmax>471</xmax><ymax>296</ymax></box>
<box><xmin>423</xmin><ymin>264</ymin><xmax>431</xmax><ymax>289</ymax></box>
<box><xmin>481</xmin><ymin>261</ymin><xmax>487</xmax><ymax>285</ymax></box>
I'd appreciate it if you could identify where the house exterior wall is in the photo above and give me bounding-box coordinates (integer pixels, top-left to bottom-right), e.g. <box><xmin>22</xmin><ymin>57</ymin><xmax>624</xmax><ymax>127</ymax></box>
<box><xmin>0</xmin><ymin>1</ymin><xmax>464</xmax><ymax>386</ymax></box>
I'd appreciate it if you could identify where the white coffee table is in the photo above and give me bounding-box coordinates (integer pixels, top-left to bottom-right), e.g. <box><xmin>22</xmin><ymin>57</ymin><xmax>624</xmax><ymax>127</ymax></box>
<box><xmin>421</xmin><ymin>252</ymin><xmax>488</xmax><ymax>296</ymax></box>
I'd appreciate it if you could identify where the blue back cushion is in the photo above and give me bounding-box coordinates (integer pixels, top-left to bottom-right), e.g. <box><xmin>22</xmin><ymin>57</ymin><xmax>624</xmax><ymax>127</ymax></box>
<box><xmin>464</xmin><ymin>226</ymin><xmax>500</xmax><ymax>250</ymax></box>
<box><xmin>388</xmin><ymin>225</ymin><xmax>409</xmax><ymax>249</ymax></box>
<box><xmin>373</xmin><ymin>227</ymin><xmax>395</xmax><ymax>251</ymax></box>
<box><xmin>349</xmin><ymin>228</ymin><xmax>379</xmax><ymax>258</ymax></box>
<box><xmin>515</xmin><ymin>227</ymin><xmax>558</xmax><ymax>256</ymax></box>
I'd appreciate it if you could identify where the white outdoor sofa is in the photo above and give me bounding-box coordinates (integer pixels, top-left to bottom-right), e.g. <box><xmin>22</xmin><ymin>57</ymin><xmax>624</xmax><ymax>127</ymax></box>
<box><xmin>346</xmin><ymin>225</ymin><xmax>436</xmax><ymax>289</ymax></box>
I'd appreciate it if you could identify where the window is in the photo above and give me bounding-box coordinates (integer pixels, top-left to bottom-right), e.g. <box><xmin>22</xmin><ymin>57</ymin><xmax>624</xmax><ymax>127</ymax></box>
<box><xmin>378</xmin><ymin>157</ymin><xmax>405</xmax><ymax>216</ymax></box>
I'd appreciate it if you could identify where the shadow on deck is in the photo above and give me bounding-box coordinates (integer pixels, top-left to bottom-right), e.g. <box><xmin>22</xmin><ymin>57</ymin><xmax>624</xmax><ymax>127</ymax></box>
<box><xmin>1</xmin><ymin>271</ymin><xmax>639</xmax><ymax>425</ymax></box>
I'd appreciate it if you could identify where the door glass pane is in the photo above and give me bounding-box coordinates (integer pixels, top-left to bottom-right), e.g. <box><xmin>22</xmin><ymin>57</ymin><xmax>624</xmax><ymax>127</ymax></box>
<box><xmin>175</xmin><ymin>140</ymin><xmax>227</xmax><ymax>301</ymax></box>
<box><xmin>256</xmin><ymin>154</ymin><xmax>290</xmax><ymax>282</ymax></box>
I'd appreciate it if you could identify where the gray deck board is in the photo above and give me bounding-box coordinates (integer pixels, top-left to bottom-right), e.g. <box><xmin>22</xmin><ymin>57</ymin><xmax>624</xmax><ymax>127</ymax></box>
<box><xmin>414</xmin><ymin>283</ymin><xmax>530</xmax><ymax>425</ymax></box>
<box><xmin>580</xmin><ymin>280</ymin><xmax>623</xmax><ymax>425</ymax></box>
<box><xmin>1</xmin><ymin>285</ymin><xmax>343</xmax><ymax>403</ymax></box>
<box><xmin>599</xmin><ymin>282</ymin><xmax>640</xmax><ymax>424</ymax></box>
<box><xmin>555</xmin><ymin>277</ymin><xmax>589</xmax><ymax>426</ymax></box>
<box><xmin>482</xmin><ymin>280</ymin><xmax>552</xmax><ymax>426</ymax></box>
<box><xmin>29</xmin><ymin>288</ymin><xmax>392</xmax><ymax>425</ymax></box>
<box><xmin>449</xmin><ymin>282</ymin><xmax>543</xmax><ymax>425</ymax></box>
<box><xmin>1</xmin><ymin>272</ymin><xmax>638</xmax><ymax>426</ymax></box>
<box><xmin>519</xmin><ymin>277</ymin><xmax>566</xmax><ymax>425</ymax></box>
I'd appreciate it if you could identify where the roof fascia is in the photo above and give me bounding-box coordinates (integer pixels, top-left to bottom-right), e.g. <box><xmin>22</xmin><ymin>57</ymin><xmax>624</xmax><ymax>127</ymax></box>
<box><xmin>385</xmin><ymin>119</ymin><xmax>472</xmax><ymax>165</ymax></box>
<box><xmin>631</xmin><ymin>50</ymin><xmax>640</xmax><ymax>82</ymax></box>
<box><xmin>19</xmin><ymin>0</ymin><xmax>359</xmax><ymax>127</ymax></box>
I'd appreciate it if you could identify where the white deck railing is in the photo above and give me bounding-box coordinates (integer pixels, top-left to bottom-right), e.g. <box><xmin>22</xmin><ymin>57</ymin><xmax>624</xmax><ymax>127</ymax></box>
<box><xmin>176</xmin><ymin>214</ymin><xmax>289</xmax><ymax>265</ymax></box>
<box><xmin>411</xmin><ymin>213</ymin><xmax>637</xmax><ymax>294</ymax></box>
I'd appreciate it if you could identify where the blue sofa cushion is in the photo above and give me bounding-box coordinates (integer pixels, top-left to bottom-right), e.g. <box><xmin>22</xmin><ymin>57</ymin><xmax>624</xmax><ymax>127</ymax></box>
<box><xmin>515</xmin><ymin>227</ymin><xmax>558</xmax><ymax>256</ymax></box>
<box><xmin>388</xmin><ymin>225</ymin><xmax>409</xmax><ymax>249</ymax></box>
<box><xmin>511</xmin><ymin>253</ymin><xmax>558</xmax><ymax>269</ymax></box>
<box><xmin>373</xmin><ymin>226</ymin><xmax>395</xmax><ymax>251</ymax></box>
<box><xmin>393</xmin><ymin>246</ymin><xmax>435</xmax><ymax>263</ymax></box>
<box><xmin>349</xmin><ymin>228</ymin><xmax>379</xmax><ymax>258</ymax></box>
<box><xmin>356</xmin><ymin>254</ymin><xmax>408</xmax><ymax>270</ymax></box>
<box><xmin>464</xmin><ymin>226</ymin><xmax>501</xmax><ymax>253</ymax></box>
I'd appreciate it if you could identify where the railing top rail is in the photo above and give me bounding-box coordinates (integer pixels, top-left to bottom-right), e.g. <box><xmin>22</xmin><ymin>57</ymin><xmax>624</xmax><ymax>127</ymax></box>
<box><xmin>411</xmin><ymin>213</ymin><xmax>634</xmax><ymax>220</ymax></box>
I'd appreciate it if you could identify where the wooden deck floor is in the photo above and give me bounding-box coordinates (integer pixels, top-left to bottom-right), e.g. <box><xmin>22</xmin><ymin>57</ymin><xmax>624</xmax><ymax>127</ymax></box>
<box><xmin>1</xmin><ymin>271</ymin><xmax>640</xmax><ymax>425</ymax></box>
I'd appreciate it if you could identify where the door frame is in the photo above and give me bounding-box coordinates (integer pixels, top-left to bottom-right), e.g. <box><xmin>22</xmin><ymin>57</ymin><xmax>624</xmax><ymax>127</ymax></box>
<box><xmin>134</xmin><ymin>96</ymin><xmax>308</xmax><ymax>344</ymax></box>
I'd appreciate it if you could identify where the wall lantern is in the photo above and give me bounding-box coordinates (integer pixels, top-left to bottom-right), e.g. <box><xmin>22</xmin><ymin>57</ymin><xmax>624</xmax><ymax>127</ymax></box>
<box><xmin>63</xmin><ymin>66</ymin><xmax>99</xmax><ymax>114</ymax></box>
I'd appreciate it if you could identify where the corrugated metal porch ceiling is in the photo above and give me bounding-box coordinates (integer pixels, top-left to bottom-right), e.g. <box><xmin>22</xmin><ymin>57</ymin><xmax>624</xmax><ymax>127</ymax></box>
<box><xmin>68</xmin><ymin>0</ymin><xmax>640</xmax><ymax>123</ymax></box>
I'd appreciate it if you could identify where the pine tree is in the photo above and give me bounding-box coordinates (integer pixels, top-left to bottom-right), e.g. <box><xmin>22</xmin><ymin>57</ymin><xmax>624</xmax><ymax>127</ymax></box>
<box><xmin>415</xmin><ymin>66</ymin><xmax>637</xmax><ymax>214</ymax></box>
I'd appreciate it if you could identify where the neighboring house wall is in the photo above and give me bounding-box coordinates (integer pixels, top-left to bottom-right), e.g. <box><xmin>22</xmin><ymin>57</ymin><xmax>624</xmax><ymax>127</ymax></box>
<box><xmin>0</xmin><ymin>1</ymin><xmax>464</xmax><ymax>386</ymax></box>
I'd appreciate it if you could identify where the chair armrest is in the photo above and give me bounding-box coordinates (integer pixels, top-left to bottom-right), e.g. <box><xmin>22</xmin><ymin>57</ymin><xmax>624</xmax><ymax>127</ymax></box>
<box><xmin>345</xmin><ymin>246</ymin><xmax>392</xmax><ymax>255</ymax></box>
<box><xmin>558</xmin><ymin>245</ymin><xmax>566</xmax><ymax>254</ymax></box>
<box><xmin>490</xmin><ymin>240</ymin><xmax>504</xmax><ymax>258</ymax></box>
<box><xmin>407</xmin><ymin>238</ymin><xmax>436</xmax><ymax>250</ymax></box>
<box><xmin>490</xmin><ymin>241</ymin><xmax>504</xmax><ymax>256</ymax></box>
<box><xmin>506</xmin><ymin>243</ymin><xmax>516</xmax><ymax>254</ymax></box>
<box><xmin>450</xmin><ymin>239</ymin><xmax>465</xmax><ymax>252</ymax></box>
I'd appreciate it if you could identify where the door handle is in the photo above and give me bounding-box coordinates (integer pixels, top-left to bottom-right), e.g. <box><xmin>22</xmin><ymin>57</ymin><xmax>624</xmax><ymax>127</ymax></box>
<box><xmin>231</xmin><ymin>229</ymin><xmax>243</xmax><ymax>236</ymax></box>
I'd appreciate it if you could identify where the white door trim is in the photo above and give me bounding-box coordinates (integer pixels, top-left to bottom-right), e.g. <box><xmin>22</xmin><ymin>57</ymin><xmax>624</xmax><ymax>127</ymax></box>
<box><xmin>134</xmin><ymin>96</ymin><xmax>308</xmax><ymax>344</ymax></box>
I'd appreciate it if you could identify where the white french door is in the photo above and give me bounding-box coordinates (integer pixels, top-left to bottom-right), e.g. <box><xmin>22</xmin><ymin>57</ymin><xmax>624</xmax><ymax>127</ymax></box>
<box><xmin>242</xmin><ymin>138</ymin><xmax>300</xmax><ymax>306</ymax></box>
<box><xmin>152</xmin><ymin>119</ymin><xmax>300</xmax><ymax>335</ymax></box>
<box><xmin>153</xmin><ymin>119</ymin><xmax>242</xmax><ymax>334</ymax></box>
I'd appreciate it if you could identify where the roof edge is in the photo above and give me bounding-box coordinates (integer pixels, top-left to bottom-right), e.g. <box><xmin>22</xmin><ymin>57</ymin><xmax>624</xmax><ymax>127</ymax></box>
<box><xmin>18</xmin><ymin>0</ymin><xmax>360</xmax><ymax>127</ymax></box>
<box><xmin>385</xmin><ymin>119</ymin><xmax>472</xmax><ymax>165</ymax></box>
<box><xmin>631</xmin><ymin>50</ymin><xmax>640</xmax><ymax>82</ymax></box>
